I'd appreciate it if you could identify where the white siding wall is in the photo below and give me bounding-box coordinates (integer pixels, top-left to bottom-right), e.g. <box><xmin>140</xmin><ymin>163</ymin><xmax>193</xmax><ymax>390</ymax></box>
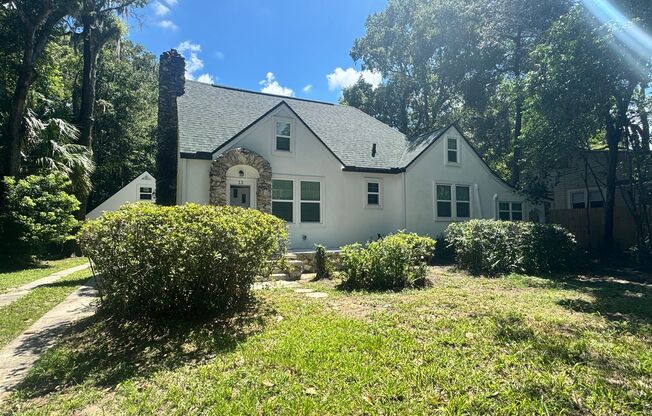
<box><xmin>178</xmin><ymin>107</ymin><xmax>404</xmax><ymax>249</ymax></box>
<box><xmin>86</xmin><ymin>172</ymin><xmax>156</xmax><ymax>219</ymax></box>
<box><xmin>404</xmin><ymin>128</ymin><xmax>541</xmax><ymax>237</ymax></box>
<box><xmin>177</xmin><ymin>110</ymin><xmax>542</xmax><ymax>247</ymax></box>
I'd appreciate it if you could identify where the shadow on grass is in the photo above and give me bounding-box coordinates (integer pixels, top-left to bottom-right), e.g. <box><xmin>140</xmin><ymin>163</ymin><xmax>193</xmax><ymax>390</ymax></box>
<box><xmin>14</xmin><ymin>298</ymin><xmax>278</xmax><ymax>399</ymax></box>
<box><xmin>557</xmin><ymin>273</ymin><xmax>652</xmax><ymax>329</ymax></box>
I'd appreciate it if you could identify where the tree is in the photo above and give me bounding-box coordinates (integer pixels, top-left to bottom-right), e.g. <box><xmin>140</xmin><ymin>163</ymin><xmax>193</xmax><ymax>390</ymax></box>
<box><xmin>525</xmin><ymin>4</ymin><xmax>651</xmax><ymax>250</ymax></box>
<box><xmin>72</xmin><ymin>0</ymin><xmax>145</xmax><ymax>218</ymax></box>
<box><xmin>1</xmin><ymin>0</ymin><xmax>79</xmax><ymax>176</ymax></box>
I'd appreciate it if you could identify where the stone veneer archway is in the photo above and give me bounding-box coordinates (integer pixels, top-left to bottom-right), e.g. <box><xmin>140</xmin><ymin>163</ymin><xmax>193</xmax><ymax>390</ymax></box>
<box><xmin>209</xmin><ymin>147</ymin><xmax>272</xmax><ymax>213</ymax></box>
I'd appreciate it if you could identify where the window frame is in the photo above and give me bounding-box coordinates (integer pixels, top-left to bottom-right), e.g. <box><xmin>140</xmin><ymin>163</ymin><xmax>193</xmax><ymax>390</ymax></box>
<box><xmin>139</xmin><ymin>186</ymin><xmax>153</xmax><ymax>201</ymax></box>
<box><xmin>497</xmin><ymin>201</ymin><xmax>523</xmax><ymax>221</ymax></box>
<box><xmin>434</xmin><ymin>182</ymin><xmax>472</xmax><ymax>221</ymax></box>
<box><xmin>271</xmin><ymin>178</ymin><xmax>295</xmax><ymax>223</ymax></box>
<box><xmin>299</xmin><ymin>179</ymin><xmax>323</xmax><ymax>224</ymax></box>
<box><xmin>364</xmin><ymin>178</ymin><xmax>383</xmax><ymax>209</ymax></box>
<box><xmin>272</xmin><ymin>117</ymin><xmax>295</xmax><ymax>155</ymax></box>
<box><xmin>567</xmin><ymin>188</ymin><xmax>604</xmax><ymax>209</ymax></box>
<box><xmin>445</xmin><ymin>136</ymin><xmax>460</xmax><ymax>165</ymax></box>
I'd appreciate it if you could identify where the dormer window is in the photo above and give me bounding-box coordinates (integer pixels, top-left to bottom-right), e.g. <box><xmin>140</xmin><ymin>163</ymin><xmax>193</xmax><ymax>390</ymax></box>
<box><xmin>275</xmin><ymin>121</ymin><xmax>292</xmax><ymax>151</ymax></box>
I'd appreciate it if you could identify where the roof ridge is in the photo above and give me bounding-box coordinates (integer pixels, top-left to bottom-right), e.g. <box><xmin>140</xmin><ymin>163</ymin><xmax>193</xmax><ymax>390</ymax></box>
<box><xmin>186</xmin><ymin>80</ymin><xmax>336</xmax><ymax>106</ymax></box>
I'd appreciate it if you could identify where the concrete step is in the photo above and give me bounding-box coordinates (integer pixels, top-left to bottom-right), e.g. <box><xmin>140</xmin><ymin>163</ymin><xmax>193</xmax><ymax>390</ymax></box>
<box><xmin>285</xmin><ymin>252</ymin><xmax>298</xmax><ymax>259</ymax></box>
<box><xmin>270</xmin><ymin>273</ymin><xmax>291</xmax><ymax>281</ymax></box>
<box><xmin>287</xmin><ymin>260</ymin><xmax>304</xmax><ymax>267</ymax></box>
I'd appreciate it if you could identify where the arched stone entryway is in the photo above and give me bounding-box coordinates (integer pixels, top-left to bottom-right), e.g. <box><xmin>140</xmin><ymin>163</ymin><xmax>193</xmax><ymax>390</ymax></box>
<box><xmin>209</xmin><ymin>148</ymin><xmax>272</xmax><ymax>213</ymax></box>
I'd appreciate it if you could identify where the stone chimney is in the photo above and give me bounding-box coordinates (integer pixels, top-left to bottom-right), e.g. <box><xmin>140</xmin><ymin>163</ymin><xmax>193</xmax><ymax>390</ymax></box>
<box><xmin>156</xmin><ymin>49</ymin><xmax>185</xmax><ymax>206</ymax></box>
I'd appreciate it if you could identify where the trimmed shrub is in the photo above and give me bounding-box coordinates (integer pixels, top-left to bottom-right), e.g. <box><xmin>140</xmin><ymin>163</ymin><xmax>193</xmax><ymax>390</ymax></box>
<box><xmin>445</xmin><ymin>219</ymin><xmax>577</xmax><ymax>276</ymax></box>
<box><xmin>78</xmin><ymin>203</ymin><xmax>288</xmax><ymax>316</ymax></box>
<box><xmin>1</xmin><ymin>174</ymin><xmax>80</xmax><ymax>261</ymax></box>
<box><xmin>340</xmin><ymin>231</ymin><xmax>436</xmax><ymax>290</ymax></box>
<box><xmin>314</xmin><ymin>244</ymin><xmax>332</xmax><ymax>279</ymax></box>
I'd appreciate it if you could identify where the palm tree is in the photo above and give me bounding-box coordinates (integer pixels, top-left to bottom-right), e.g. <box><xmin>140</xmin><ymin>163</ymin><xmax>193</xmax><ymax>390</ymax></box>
<box><xmin>22</xmin><ymin>109</ymin><xmax>95</xmax><ymax>197</ymax></box>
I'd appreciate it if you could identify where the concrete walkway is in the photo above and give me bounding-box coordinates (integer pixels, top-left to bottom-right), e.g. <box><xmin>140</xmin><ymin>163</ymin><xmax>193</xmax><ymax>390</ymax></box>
<box><xmin>0</xmin><ymin>263</ymin><xmax>90</xmax><ymax>308</ymax></box>
<box><xmin>0</xmin><ymin>279</ymin><xmax>98</xmax><ymax>397</ymax></box>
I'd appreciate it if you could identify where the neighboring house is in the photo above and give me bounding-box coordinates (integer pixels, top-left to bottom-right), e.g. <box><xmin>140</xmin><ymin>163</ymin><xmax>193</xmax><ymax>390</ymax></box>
<box><xmin>549</xmin><ymin>150</ymin><xmax>636</xmax><ymax>249</ymax></box>
<box><xmin>158</xmin><ymin>50</ymin><xmax>541</xmax><ymax>249</ymax></box>
<box><xmin>86</xmin><ymin>171</ymin><xmax>156</xmax><ymax>219</ymax></box>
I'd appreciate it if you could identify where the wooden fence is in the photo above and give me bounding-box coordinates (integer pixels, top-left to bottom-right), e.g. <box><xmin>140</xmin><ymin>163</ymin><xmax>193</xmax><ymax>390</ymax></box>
<box><xmin>549</xmin><ymin>207</ymin><xmax>644</xmax><ymax>250</ymax></box>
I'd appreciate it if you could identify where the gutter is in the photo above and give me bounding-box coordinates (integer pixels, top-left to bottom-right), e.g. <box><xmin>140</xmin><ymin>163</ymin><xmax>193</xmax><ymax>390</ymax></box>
<box><xmin>341</xmin><ymin>166</ymin><xmax>405</xmax><ymax>174</ymax></box>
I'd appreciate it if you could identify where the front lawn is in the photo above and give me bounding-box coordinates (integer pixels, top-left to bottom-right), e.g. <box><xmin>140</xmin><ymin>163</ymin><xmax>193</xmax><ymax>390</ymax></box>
<box><xmin>0</xmin><ymin>268</ymin><xmax>93</xmax><ymax>348</ymax></box>
<box><xmin>3</xmin><ymin>267</ymin><xmax>651</xmax><ymax>415</ymax></box>
<box><xmin>0</xmin><ymin>257</ymin><xmax>88</xmax><ymax>294</ymax></box>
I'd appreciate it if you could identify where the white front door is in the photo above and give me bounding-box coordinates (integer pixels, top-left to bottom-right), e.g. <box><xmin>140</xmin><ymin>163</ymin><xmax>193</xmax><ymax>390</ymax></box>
<box><xmin>229</xmin><ymin>185</ymin><xmax>251</xmax><ymax>208</ymax></box>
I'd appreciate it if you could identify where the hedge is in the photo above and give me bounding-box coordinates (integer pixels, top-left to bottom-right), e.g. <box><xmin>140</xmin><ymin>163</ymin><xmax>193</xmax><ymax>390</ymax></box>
<box><xmin>445</xmin><ymin>219</ymin><xmax>577</xmax><ymax>276</ymax></box>
<box><xmin>340</xmin><ymin>231</ymin><xmax>436</xmax><ymax>290</ymax></box>
<box><xmin>78</xmin><ymin>203</ymin><xmax>287</xmax><ymax>317</ymax></box>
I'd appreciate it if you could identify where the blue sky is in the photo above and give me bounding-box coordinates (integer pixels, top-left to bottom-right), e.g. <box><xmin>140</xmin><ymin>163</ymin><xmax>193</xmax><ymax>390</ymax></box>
<box><xmin>127</xmin><ymin>0</ymin><xmax>388</xmax><ymax>102</ymax></box>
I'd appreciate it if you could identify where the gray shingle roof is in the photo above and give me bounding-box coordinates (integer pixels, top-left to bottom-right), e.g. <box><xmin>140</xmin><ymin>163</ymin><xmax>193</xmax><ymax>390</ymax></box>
<box><xmin>178</xmin><ymin>81</ymin><xmax>443</xmax><ymax>170</ymax></box>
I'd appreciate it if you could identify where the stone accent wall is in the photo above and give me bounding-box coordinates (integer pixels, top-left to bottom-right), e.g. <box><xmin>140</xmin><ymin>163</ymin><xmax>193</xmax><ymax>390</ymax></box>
<box><xmin>156</xmin><ymin>49</ymin><xmax>185</xmax><ymax>206</ymax></box>
<box><xmin>210</xmin><ymin>148</ymin><xmax>272</xmax><ymax>213</ymax></box>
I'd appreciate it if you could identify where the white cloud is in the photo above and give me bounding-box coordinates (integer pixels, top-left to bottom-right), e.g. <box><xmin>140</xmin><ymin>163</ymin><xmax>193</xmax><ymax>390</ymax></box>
<box><xmin>156</xmin><ymin>20</ymin><xmax>178</xmax><ymax>31</ymax></box>
<box><xmin>177</xmin><ymin>41</ymin><xmax>216</xmax><ymax>82</ymax></box>
<box><xmin>163</xmin><ymin>0</ymin><xmax>178</xmax><ymax>5</ymax></box>
<box><xmin>196</xmin><ymin>73</ymin><xmax>215</xmax><ymax>84</ymax></box>
<box><xmin>152</xmin><ymin>1</ymin><xmax>170</xmax><ymax>15</ymax></box>
<box><xmin>326</xmin><ymin>67</ymin><xmax>382</xmax><ymax>91</ymax></box>
<box><xmin>302</xmin><ymin>84</ymin><xmax>313</xmax><ymax>93</ymax></box>
<box><xmin>259</xmin><ymin>72</ymin><xmax>294</xmax><ymax>96</ymax></box>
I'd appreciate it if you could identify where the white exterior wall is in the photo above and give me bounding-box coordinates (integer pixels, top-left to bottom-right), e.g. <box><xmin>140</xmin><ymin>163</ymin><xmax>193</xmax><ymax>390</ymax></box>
<box><xmin>178</xmin><ymin>107</ymin><xmax>404</xmax><ymax>249</ymax></box>
<box><xmin>404</xmin><ymin>128</ymin><xmax>542</xmax><ymax>237</ymax></box>
<box><xmin>177</xmin><ymin>111</ymin><xmax>542</xmax><ymax>248</ymax></box>
<box><xmin>86</xmin><ymin>172</ymin><xmax>156</xmax><ymax>219</ymax></box>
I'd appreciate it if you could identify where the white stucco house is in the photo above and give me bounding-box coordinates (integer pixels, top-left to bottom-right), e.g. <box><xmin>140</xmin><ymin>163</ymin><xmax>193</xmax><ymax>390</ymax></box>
<box><xmin>86</xmin><ymin>171</ymin><xmax>156</xmax><ymax>219</ymax></box>
<box><xmin>158</xmin><ymin>50</ymin><xmax>541</xmax><ymax>249</ymax></box>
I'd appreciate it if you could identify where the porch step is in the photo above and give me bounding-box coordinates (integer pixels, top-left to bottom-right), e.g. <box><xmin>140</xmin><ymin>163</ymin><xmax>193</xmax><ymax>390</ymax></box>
<box><xmin>270</xmin><ymin>273</ymin><xmax>291</xmax><ymax>281</ymax></box>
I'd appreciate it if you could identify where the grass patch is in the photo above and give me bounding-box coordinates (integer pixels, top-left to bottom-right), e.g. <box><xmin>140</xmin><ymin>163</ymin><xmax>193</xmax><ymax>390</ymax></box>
<box><xmin>2</xmin><ymin>267</ymin><xmax>651</xmax><ymax>415</ymax></box>
<box><xmin>0</xmin><ymin>257</ymin><xmax>87</xmax><ymax>294</ymax></box>
<box><xmin>0</xmin><ymin>268</ymin><xmax>93</xmax><ymax>348</ymax></box>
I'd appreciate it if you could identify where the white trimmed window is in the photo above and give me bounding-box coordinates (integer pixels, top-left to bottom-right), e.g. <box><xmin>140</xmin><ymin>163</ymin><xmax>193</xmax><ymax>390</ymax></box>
<box><xmin>435</xmin><ymin>184</ymin><xmax>471</xmax><ymax>219</ymax></box>
<box><xmin>366</xmin><ymin>179</ymin><xmax>382</xmax><ymax>207</ymax></box>
<box><xmin>272</xmin><ymin>179</ymin><xmax>293</xmax><ymax>222</ymax></box>
<box><xmin>300</xmin><ymin>180</ymin><xmax>321</xmax><ymax>223</ymax></box>
<box><xmin>275</xmin><ymin>120</ymin><xmax>292</xmax><ymax>152</ymax></box>
<box><xmin>446</xmin><ymin>137</ymin><xmax>458</xmax><ymax>164</ymax></box>
<box><xmin>139</xmin><ymin>186</ymin><xmax>153</xmax><ymax>200</ymax></box>
<box><xmin>498</xmin><ymin>202</ymin><xmax>523</xmax><ymax>221</ymax></box>
<box><xmin>569</xmin><ymin>189</ymin><xmax>604</xmax><ymax>209</ymax></box>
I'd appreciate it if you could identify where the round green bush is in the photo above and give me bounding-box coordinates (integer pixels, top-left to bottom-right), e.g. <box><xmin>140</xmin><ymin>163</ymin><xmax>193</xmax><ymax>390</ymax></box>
<box><xmin>340</xmin><ymin>231</ymin><xmax>436</xmax><ymax>291</ymax></box>
<box><xmin>445</xmin><ymin>219</ymin><xmax>578</xmax><ymax>276</ymax></box>
<box><xmin>78</xmin><ymin>203</ymin><xmax>288</xmax><ymax>316</ymax></box>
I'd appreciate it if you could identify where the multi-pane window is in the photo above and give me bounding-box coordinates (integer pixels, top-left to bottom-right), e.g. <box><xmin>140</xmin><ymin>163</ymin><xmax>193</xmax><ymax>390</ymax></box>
<box><xmin>455</xmin><ymin>185</ymin><xmax>470</xmax><ymax>218</ymax></box>
<box><xmin>139</xmin><ymin>187</ymin><xmax>153</xmax><ymax>200</ymax></box>
<box><xmin>498</xmin><ymin>202</ymin><xmax>523</xmax><ymax>221</ymax></box>
<box><xmin>367</xmin><ymin>181</ymin><xmax>380</xmax><ymax>206</ymax></box>
<box><xmin>436</xmin><ymin>185</ymin><xmax>452</xmax><ymax>218</ymax></box>
<box><xmin>436</xmin><ymin>184</ymin><xmax>470</xmax><ymax>219</ymax></box>
<box><xmin>272</xmin><ymin>179</ymin><xmax>293</xmax><ymax>222</ymax></box>
<box><xmin>571</xmin><ymin>189</ymin><xmax>604</xmax><ymax>209</ymax></box>
<box><xmin>447</xmin><ymin>137</ymin><xmax>458</xmax><ymax>163</ymax></box>
<box><xmin>300</xmin><ymin>181</ymin><xmax>321</xmax><ymax>223</ymax></box>
<box><xmin>275</xmin><ymin>121</ymin><xmax>291</xmax><ymax>151</ymax></box>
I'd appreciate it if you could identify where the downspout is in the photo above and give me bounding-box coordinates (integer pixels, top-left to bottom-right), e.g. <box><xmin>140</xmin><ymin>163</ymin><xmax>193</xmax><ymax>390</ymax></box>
<box><xmin>402</xmin><ymin>170</ymin><xmax>407</xmax><ymax>229</ymax></box>
<box><xmin>492</xmin><ymin>194</ymin><xmax>498</xmax><ymax>219</ymax></box>
<box><xmin>473</xmin><ymin>184</ymin><xmax>482</xmax><ymax>217</ymax></box>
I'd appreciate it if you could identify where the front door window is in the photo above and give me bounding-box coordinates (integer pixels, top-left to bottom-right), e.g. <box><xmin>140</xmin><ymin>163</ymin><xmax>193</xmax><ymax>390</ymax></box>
<box><xmin>229</xmin><ymin>186</ymin><xmax>251</xmax><ymax>208</ymax></box>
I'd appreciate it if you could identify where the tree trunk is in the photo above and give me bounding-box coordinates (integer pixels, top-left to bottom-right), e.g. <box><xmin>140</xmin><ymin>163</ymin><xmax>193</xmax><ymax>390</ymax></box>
<box><xmin>603</xmin><ymin>117</ymin><xmax>620</xmax><ymax>252</ymax></box>
<box><xmin>510</xmin><ymin>30</ymin><xmax>523</xmax><ymax>187</ymax></box>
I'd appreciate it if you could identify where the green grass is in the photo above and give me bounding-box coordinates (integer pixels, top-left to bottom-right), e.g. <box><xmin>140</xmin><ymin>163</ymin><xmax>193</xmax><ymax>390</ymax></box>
<box><xmin>0</xmin><ymin>268</ymin><xmax>93</xmax><ymax>349</ymax></box>
<box><xmin>2</xmin><ymin>267</ymin><xmax>651</xmax><ymax>415</ymax></box>
<box><xmin>0</xmin><ymin>257</ymin><xmax>88</xmax><ymax>294</ymax></box>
